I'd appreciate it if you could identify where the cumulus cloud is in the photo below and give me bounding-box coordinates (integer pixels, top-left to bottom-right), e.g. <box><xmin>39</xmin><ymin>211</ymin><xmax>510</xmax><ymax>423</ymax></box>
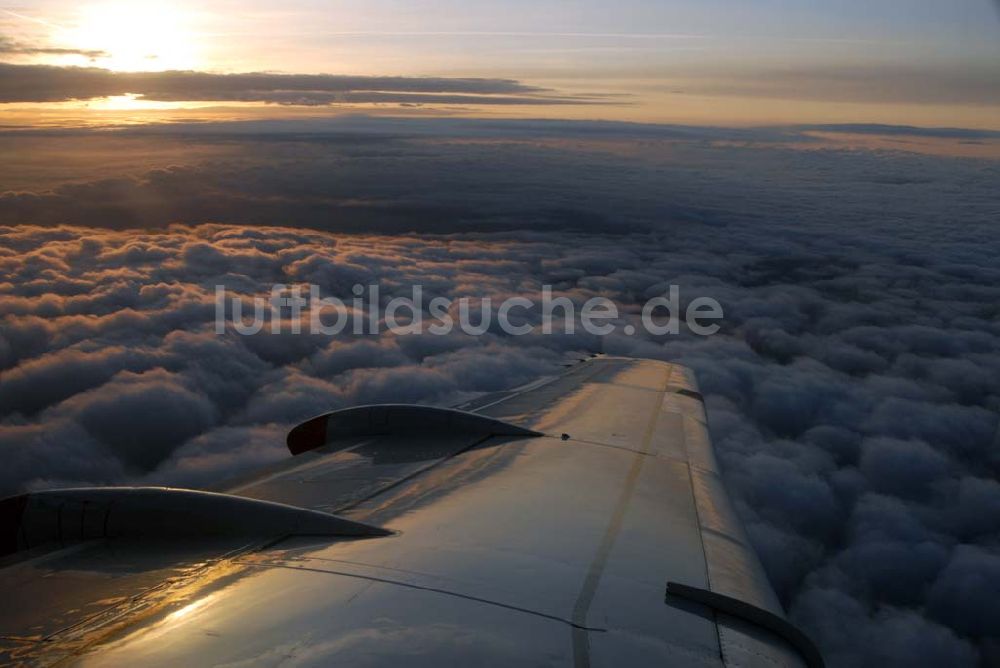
<box><xmin>0</xmin><ymin>121</ymin><xmax>998</xmax><ymax>667</ymax></box>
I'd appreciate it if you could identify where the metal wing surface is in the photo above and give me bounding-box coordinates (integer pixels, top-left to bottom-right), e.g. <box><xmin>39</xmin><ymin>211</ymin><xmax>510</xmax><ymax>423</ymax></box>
<box><xmin>0</xmin><ymin>356</ymin><xmax>820</xmax><ymax>667</ymax></box>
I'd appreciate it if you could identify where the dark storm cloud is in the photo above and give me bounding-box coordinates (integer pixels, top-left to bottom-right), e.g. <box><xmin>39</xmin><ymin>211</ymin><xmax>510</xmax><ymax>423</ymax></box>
<box><xmin>0</xmin><ymin>62</ymin><xmax>595</xmax><ymax>106</ymax></box>
<box><xmin>0</xmin><ymin>122</ymin><xmax>998</xmax><ymax>667</ymax></box>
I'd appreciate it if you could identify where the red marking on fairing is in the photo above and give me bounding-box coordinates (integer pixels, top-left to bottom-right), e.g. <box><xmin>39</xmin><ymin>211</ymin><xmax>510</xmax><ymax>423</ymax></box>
<box><xmin>286</xmin><ymin>415</ymin><xmax>328</xmax><ymax>455</ymax></box>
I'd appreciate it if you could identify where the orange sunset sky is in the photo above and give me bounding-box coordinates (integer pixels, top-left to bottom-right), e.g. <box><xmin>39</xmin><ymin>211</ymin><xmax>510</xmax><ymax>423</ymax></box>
<box><xmin>0</xmin><ymin>0</ymin><xmax>998</xmax><ymax>129</ymax></box>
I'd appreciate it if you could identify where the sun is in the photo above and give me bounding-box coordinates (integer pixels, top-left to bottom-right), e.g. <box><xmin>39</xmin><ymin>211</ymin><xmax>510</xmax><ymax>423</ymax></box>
<box><xmin>66</xmin><ymin>2</ymin><xmax>201</xmax><ymax>72</ymax></box>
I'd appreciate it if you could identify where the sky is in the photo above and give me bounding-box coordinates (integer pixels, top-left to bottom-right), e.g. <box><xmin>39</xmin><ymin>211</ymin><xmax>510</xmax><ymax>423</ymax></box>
<box><xmin>1</xmin><ymin>0</ymin><xmax>999</xmax><ymax>127</ymax></box>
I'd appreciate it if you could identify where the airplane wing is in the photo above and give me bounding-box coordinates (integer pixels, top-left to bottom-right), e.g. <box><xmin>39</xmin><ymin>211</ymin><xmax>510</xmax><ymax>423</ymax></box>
<box><xmin>0</xmin><ymin>356</ymin><xmax>822</xmax><ymax>667</ymax></box>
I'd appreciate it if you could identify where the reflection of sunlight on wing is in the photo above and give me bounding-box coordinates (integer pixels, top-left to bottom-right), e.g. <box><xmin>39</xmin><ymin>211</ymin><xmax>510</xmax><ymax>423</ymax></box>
<box><xmin>66</xmin><ymin>2</ymin><xmax>202</xmax><ymax>71</ymax></box>
<box><xmin>167</xmin><ymin>594</ymin><xmax>215</xmax><ymax>622</ymax></box>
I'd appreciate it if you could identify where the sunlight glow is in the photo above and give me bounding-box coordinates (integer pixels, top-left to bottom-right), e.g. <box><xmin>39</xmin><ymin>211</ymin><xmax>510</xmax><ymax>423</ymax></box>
<box><xmin>66</xmin><ymin>2</ymin><xmax>202</xmax><ymax>71</ymax></box>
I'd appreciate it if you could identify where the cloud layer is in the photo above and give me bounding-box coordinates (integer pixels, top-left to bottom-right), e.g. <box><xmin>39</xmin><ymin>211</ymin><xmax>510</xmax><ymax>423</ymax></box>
<box><xmin>1</xmin><ymin>121</ymin><xmax>998</xmax><ymax>667</ymax></box>
<box><xmin>0</xmin><ymin>63</ymin><xmax>598</xmax><ymax>106</ymax></box>
<box><xmin>0</xmin><ymin>37</ymin><xmax>106</xmax><ymax>59</ymax></box>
